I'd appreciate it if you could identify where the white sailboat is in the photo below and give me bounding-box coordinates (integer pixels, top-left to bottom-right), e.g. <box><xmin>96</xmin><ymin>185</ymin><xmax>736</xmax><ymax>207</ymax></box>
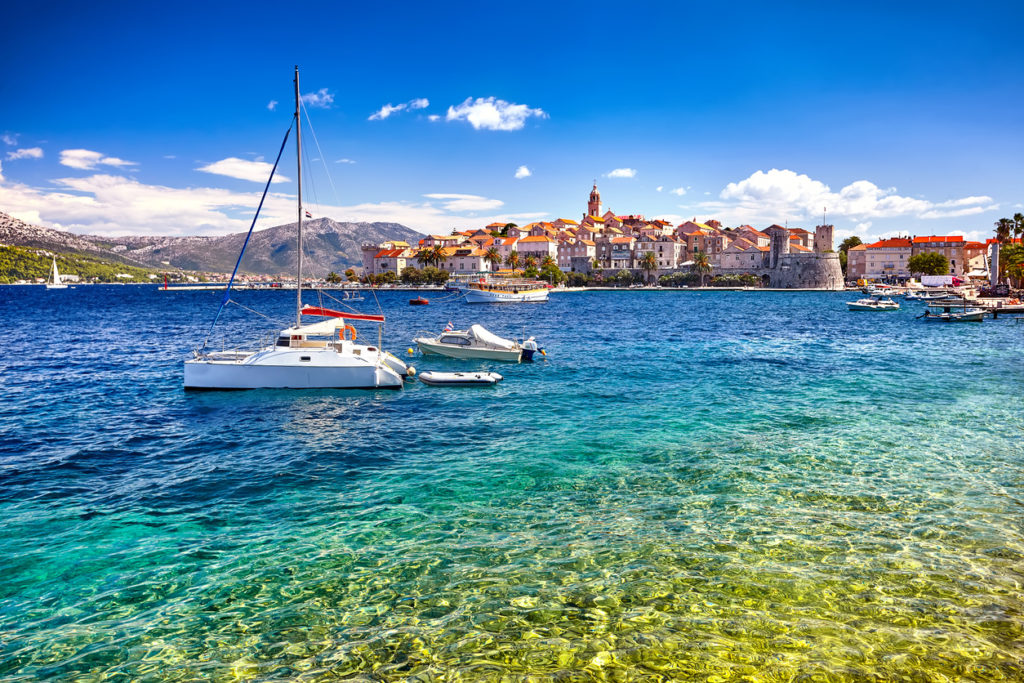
<box><xmin>45</xmin><ymin>257</ymin><xmax>68</xmax><ymax>289</ymax></box>
<box><xmin>184</xmin><ymin>67</ymin><xmax>412</xmax><ymax>390</ymax></box>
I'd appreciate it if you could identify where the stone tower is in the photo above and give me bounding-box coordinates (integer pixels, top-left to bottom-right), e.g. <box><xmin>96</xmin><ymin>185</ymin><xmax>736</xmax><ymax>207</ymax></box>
<box><xmin>765</xmin><ymin>224</ymin><xmax>790</xmax><ymax>269</ymax></box>
<box><xmin>814</xmin><ymin>224</ymin><xmax>834</xmax><ymax>254</ymax></box>
<box><xmin>587</xmin><ymin>183</ymin><xmax>601</xmax><ymax>218</ymax></box>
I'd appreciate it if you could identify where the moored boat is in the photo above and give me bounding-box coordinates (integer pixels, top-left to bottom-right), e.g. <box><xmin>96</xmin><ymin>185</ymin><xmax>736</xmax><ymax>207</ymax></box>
<box><xmin>414</xmin><ymin>324</ymin><xmax>543</xmax><ymax>362</ymax></box>
<box><xmin>848</xmin><ymin>296</ymin><xmax>900</xmax><ymax>311</ymax></box>
<box><xmin>409</xmin><ymin>296</ymin><xmax>429</xmax><ymax>305</ymax></box>
<box><xmin>184</xmin><ymin>67</ymin><xmax>411</xmax><ymax>390</ymax></box>
<box><xmin>921</xmin><ymin>303</ymin><xmax>985</xmax><ymax>322</ymax></box>
<box><xmin>419</xmin><ymin>371</ymin><xmax>503</xmax><ymax>386</ymax></box>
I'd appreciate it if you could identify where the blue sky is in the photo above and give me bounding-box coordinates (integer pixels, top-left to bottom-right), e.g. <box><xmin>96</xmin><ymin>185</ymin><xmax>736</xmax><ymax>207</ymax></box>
<box><xmin>1</xmin><ymin>1</ymin><xmax>1022</xmax><ymax>243</ymax></box>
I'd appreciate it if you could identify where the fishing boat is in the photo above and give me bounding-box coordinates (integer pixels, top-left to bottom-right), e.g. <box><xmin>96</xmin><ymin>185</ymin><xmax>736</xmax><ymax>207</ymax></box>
<box><xmin>464</xmin><ymin>277</ymin><xmax>549</xmax><ymax>303</ymax></box>
<box><xmin>921</xmin><ymin>302</ymin><xmax>985</xmax><ymax>322</ymax></box>
<box><xmin>414</xmin><ymin>324</ymin><xmax>542</xmax><ymax>362</ymax></box>
<box><xmin>184</xmin><ymin>67</ymin><xmax>411</xmax><ymax>390</ymax></box>
<box><xmin>419</xmin><ymin>371</ymin><xmax>503</xmax><ymax>386</ymax></box>
<box><xmin>45</xmin><ymin>257</ymin><xmax>68</xmax><ymax>290</ymax></box>
<box><xmin>848</xmin><ymin>295</ymin><xmax>900</xmax><ymax>311</ymax></box>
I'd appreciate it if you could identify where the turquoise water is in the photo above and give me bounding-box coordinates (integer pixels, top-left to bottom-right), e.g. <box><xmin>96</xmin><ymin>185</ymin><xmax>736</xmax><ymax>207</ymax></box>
<box><xmin>1</xmin><ymin>286</ymin><xmax>1022</xmax><ymax>680</ymax></box>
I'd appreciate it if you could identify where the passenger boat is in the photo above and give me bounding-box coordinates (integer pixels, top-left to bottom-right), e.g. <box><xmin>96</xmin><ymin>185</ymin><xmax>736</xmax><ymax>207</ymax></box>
<box><xmin>414</xmin><ymin>324</ymin><xmax>542</xmax><ymax>362</ymax></box>
<box><xmin>464</xmin><ymin>277</ymin><xmax>549</xmax><ymax>303</ymax></box>
<box><xmin>184</xmin><ymin>67</ymin><xmax>411</xmax><ymax>390</ymax></box>
<box><xmin>921</xmin><ymin>303</ymin><xmax>985</xmax><ymax>322</ymax></box>
<box><xmin>848</xmin><ymin>296</ymin><xmax>900</xmax><ymax>311</ymax></box>
<box><xmin>419</xmin><ymin>371</ymin><xmax>503</xmax><ymax>386</ymax></box>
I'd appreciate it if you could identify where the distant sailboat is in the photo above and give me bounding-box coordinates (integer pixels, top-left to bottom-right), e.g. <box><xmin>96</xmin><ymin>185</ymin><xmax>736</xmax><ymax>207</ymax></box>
<box><xmin>46</xmin><ymin>257</ymin><xmax>68</xmax><ymax>289</ymax></box>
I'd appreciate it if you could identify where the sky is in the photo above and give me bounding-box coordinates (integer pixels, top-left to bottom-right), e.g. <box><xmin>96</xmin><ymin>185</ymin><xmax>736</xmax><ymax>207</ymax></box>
<box><xmin>1</xmin><ymin>1</ymin><xmax>1022</xmax><ymax>244</ymax></box>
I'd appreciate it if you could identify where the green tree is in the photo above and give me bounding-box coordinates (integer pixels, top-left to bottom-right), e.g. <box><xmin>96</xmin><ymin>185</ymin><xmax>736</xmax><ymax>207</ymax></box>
<box><xmin>501</xmin><ymin>223</ymin><xmax>517</xmax><ymax>236</ymax></box>
<box><xmin>838</xmin><ymin>236</ymin><xmax>862</xmax><ymax>275</ymax></box>
<box><xmin>540</xmin><ymin>263</ymin><xmax>566</xmax><ymax>285</ymax></box>
<box><xmin>400</xmin><ymin>266</ymin><xmax>423</xmax><ymax>284</ymax></box>
<box><xmin>523</xmin><ymin>255</ymin><xmax>538</xmax><ymax>270</ymax></box>
<box><xmin>484</xmin><ymin>247</ymin><xmax>502</xmax><ymax>271</ymax></box>
<box><xmin>344</xmin><ymin>268</ymin><xmax>357</xmax><ymax>282</ymax></box>
<box><xmin>908</xmin><ymin>251</ymin><xmax>949</xmax><ymax>276</ymax></box>
<box><xmin>505</xmin><ymin>250</ymin><xmax>520</xmax><ymax>273</ymax></box>
<box><xmin>995</xmin><ymin>218</ymin><xmax>1013</xmax><ymax>244</ymax></box>
<box><xmin>1014</xmin><ymin>212</ymin><xmax>1024</xmax><ymax>241</ymax></box>
<box><xmin>325</xmin><ymin>270</ymin><xmax>342</xmax><ymax>283</ymax></box>
<box><xmin>639</xmin><ymin>251</ymin><xmax>657</xmax><ymax>284</ymax></box>
<box><xmin>999</xmin><ymin>242</ymin><xmax>1024</xmax><ymax>286</ymax></box>
<box><xmin>691</xmin><ymin>250</ymin><xmax>712</xmax><ymax>286</ymax></box>
<box><xmin>540</xmin><ymin>254</ymin><xmax>557</xmax><ymax>270</ymax></box>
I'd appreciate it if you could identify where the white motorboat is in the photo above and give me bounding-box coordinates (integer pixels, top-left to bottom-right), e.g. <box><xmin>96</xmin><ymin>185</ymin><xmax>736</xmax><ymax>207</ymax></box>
<box><xmin>464</xmin><ymin>278</ymin><xmax>549</xmax><ymax>303</ymax></box>
<box><xmin>419</xmin><ymin>371</ymin><xmax>503</xmax><ymax>386</ymax></box>
<box><xmin>848</xmin><ymin>296</ymin><xmax>900</xmax><ymax>311</ymax></box>
<box><xmin>904</xmin><ymin>290</ymin><xmax>948</xmax><ymax>300</ymax></box>
<box><xmin>413</xmin><ymin>324</ymin><xmax>543</xmax><ymax>362</ymax></box>
<box><xmin>45</xmin><ymin>257</ymin><xmax>68</xmax><ymax>289</ymax></box>
<box><xmin>184</xmin><ymin>67</ymin><xmax>411</xmax><ymax>390</ymax></box>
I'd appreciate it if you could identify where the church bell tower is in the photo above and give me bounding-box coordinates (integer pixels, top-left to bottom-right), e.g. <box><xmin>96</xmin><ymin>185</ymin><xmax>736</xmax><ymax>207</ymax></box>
<box><xmin>587</xmin><ymin>182</ymin><xmax>601</xmax><ymax>218</ymax></box>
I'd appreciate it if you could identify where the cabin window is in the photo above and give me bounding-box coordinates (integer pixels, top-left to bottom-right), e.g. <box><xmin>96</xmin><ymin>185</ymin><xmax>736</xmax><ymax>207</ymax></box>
<box><xmin>276</xmin><ymin>337</ymin><xmax>290</xmax><ymax>347</ymax></box>
<box><xmin>440</xmin><ymin>335</ymin><xmax>469</xmax><ymax>345</ymax></box>
<box><xmin>300</xmin><ymin>356</ymin><xmax>311</xmax><ymax>362</ymax></box>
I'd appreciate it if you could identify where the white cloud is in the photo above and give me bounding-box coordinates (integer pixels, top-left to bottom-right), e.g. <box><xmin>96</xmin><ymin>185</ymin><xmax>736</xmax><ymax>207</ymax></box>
<box><xmin>300</xmin><ymin>88</ymin><xmax>334</xmax><ymax>108</ymax></box>
<box><xmin>423</xmin><ymin>193</ymin><xmax>504</xmax><ymax>212</ymax></box>
<box><xmin>267</xmin><ymin>100</ymin><xmax>278</xmax><ymax>111</ymax></box>
<box><xmin>196</xmin><ymin>157</ymin><xmax>291</xmax><ymax>184</ymax></box>
<box><xmin>369</xmin><ymin>103</ymin><xmax>407</xmax><ymax>120</ymax></box>
<box><xmin>2</xmin><ymin>134</ymin><xmax>18</xmax><ymax>146</ymax></box>
<box><xmin>856</xmin><ymin>221</ymin><xmax>872</xmax><ymax>232</ymax></box>
<box><xmin>0</xmin><ymin>160</ymin><xmax>4</xmax><ymax>181</ymax></box>
<box><xmin>706</xmin><ymin>168</ymin><xmax>996</xmax><ymax>225</ymax></box>
<box><xmin>60</xmin><ymin>149</ymin><xmax>136</xmax><ymax>170</ymax></box>
<box><xmin>514</xmin><ymin>165</ymin><xmax>531</xmax><ymax>179</ymax></box>
<box><xmin>445</xmin><ymin>97</ymin><xmax>547</xmax><ymax>131</ymax></box>
<box><xmin>369</xmin><ymin>98</ymin><xmax>431</xmax><ymax>121</ymax></box>
<box><xmin>670</xmin><ymin>187</ymin><xmax>686</xmax><ymax>196</ymax></box>
<box><xmin>335</xmin><ymin>158</ymin><xmax>356</xmax><ymax>164</ymax></box>
<box><xmin>656</xmin><ymin>186</ymin><xmax>663</xmax><ymax>192</ymax></box>
<box><xmin>7</xmin><ymin>147</ymin><xmax>43</xmax><ymax>161</ymax></box>
<box><xmin>605</xmin><ymin>168</ymin><xmax>636</xmax><ymax>179</ymax></box>
<box><xmin>0</xmin><ymin>170</ymin><xmax>544</xmax><ymax>236</ymax></box>
<box><xmin>427</xmin><ymin>114</ymin><xmax>440</xmax><ymax>122</ymax></box>
<box><xmin>653</xmin><ymin>214</ymin><xmax>685</xmax><ymax>225</ymax></box>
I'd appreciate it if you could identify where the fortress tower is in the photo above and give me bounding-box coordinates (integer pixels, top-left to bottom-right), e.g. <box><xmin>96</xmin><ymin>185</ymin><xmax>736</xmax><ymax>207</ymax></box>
<box><xmin>814</xmin><ymin>223</ymin><xmax>834</xmax><ymax>253</ymax></box>
<box><xmin>765</xmin><ymin>224</ymin><xmax>790</xmax><ymax>269</ymax></box>
<box><xmin>587</xmin><ymin>183</ymin><xmax>601</xmax><ymax>218</ymax></box>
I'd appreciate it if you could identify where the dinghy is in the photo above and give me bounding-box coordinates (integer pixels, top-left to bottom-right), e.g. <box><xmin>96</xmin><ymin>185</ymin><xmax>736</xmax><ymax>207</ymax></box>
<box><xmin>418</xmin><ymin>371</ymin><xmax>503</xmax><ymax>386</ymax></box>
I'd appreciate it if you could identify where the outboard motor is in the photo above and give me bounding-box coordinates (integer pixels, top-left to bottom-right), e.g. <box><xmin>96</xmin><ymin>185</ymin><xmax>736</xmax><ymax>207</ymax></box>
<box><xmin>521</xmin><ymin>337</ymin><xmax>544</xmax><ymax>362</ymax></box>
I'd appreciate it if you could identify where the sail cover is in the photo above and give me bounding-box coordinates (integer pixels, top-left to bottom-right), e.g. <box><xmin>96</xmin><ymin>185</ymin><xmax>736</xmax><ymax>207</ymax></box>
<box><xmin>300</xmin><ymin>305</ymin><xmax>384</xmax><ymax>322</ymax></box>
<box><xmin>468</xmin><ymin>324</ymin><xmax>516</xmax><ymax>350</ymax></box>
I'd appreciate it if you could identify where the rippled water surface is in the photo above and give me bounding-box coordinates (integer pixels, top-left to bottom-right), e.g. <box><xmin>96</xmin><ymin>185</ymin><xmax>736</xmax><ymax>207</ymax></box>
<box><xmin>1</xmin><ymin>285</ymin><xmax>1022</xmax><ymax>681</ymax></box>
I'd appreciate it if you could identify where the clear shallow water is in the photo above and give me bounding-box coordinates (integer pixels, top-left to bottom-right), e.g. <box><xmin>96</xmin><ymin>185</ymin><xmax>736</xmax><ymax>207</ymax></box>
<box><xmin>1</xmin><ymin>285</ymin><xmax>1022</xmax><ymax>681</ymax></box>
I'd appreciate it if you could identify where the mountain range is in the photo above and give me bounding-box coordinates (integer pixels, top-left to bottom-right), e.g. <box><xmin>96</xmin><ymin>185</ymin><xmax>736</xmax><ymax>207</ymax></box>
<box><xmin>0</xmin><ymin>212</ymin><xmax>423</xmax><ymax>275</ymax></box>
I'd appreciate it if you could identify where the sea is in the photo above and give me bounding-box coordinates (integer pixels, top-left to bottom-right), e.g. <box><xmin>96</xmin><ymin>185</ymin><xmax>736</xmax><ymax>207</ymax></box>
<box><xmin>1</xmin><ymin>284</ymin><xmax>1022</xmax><ymax>681</ymax></box>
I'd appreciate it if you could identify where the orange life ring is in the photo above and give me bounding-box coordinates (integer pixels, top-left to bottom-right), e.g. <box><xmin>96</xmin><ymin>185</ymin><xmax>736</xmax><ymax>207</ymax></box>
<box><xmin>337</xmin><ymin>324</ymin><xmax>357</xmax><ymax>341</ymax></box>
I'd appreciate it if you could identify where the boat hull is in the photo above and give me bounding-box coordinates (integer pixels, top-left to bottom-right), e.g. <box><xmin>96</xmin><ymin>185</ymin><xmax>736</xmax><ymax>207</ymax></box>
<box><xmin>464</xmin><ymin>287</ymin><xmax>549</xmax><ymax>303</ymax></box>
<box><xmin>419</xmin><ymin>371</ymin><xmax>503</xmax><ymax>386</ymax></box>
<box><xmin>414</xmin><ymin>338</ymin><xmax>522</xmax><ymax>362</ymax></box>
<box><xmin>848</xmin><ymin>303</ymin><xmax>899</xmax><ymax>311</ymax></box>
<box><xmin>184</xmin><ymin>346</ymin><xmax>403</xmax><ymax>390</ymax></box>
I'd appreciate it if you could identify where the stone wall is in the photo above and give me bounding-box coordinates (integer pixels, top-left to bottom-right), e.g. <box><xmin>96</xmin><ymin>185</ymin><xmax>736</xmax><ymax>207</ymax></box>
<box><xmin>716</xmin><ymin>252</ymin><xmax>844</xmax><ymax>289</ymax></box>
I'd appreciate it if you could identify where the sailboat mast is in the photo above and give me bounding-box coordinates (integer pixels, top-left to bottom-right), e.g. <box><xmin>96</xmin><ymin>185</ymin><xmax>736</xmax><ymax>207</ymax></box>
<box><xmin>294</xmin><ymin>65</ymin><xmax>303</xmax><ymax>327</ymax></box>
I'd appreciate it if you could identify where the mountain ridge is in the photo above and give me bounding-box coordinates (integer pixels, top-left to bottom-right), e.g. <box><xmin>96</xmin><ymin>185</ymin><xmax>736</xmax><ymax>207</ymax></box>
<box><xmin>0</xmin><ymin>211</ymin><xmax>424</xmax><ymax>275</ymax></box>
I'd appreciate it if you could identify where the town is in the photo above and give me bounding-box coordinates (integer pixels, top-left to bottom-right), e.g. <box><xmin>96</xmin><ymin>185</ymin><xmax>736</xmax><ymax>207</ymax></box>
<box><xmin>361</xmin><ymin>184</ymin><xmax>999</xmax><ymax>289</ymax></box>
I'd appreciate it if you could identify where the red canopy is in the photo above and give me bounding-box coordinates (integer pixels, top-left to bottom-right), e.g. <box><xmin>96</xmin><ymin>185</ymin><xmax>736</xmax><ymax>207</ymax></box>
<box><xmin>300</xmin><ymin>305</ymin><xmax>385</xmax><ymax>323</ymax></box>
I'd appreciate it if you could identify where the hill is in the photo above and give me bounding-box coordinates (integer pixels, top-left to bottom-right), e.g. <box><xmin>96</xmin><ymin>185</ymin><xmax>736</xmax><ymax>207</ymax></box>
<box><xmin>0</xmin><ymin>212</ymin><xmax>424</xmax><ymax>276</ymax></box>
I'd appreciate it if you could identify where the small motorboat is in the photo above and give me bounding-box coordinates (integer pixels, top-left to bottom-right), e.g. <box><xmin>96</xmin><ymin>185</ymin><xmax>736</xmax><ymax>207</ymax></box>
<box><xmin>921</xmin><ymin>303</ymin><xmax>985</xmax><ymax>322</ymax></box>
<box><xmin>409</xmin><ymin>296</ymin><xmax>429</xmax><ymax>306</ymax></box>
<box><xmin>414</xmin><ymin>324</ymin><xmax>543</xmax><ymax>362</ymax></box>
<box><xmin>848</xmin><ymin>296</ymin><xmax>900</xmax><ymax>311</ymax></box>
<box><xmin>419</xmin><ymin>371</ymin><xmax>503</xmax><ymax>386</ymax></box>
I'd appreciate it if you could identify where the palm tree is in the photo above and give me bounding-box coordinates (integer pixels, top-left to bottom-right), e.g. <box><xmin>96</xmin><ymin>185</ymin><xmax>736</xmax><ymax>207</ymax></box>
<box><xmin>524</xmin><ymin>255</ymin><xmax>537</xmax><ymax>270</ymax></box>
<box><xmin>1014</xmin><ymin>212</ymin><xmax>1024</xmax><ymax>241</ymax></box>
<box><xmin>640</xmin><ymin>251</ymin><xmax>657</xmax><ymax>284</ymax></box>
<box><xmin>484</xmin><ymin>247</ymin><xmax>502</xmax><ymax>271</ymax></box>
<box><xmin>995</xmin><ymin>218</ymin><xmax>1013</xmax><ymax>244</ymax></box>
<box><xmin>692</xmin><ymin>250</ymin><xmax>712</xmax><ymax>287</ymax></box>
<box><xmin>505</xmin><ymin>250</ymin><xmax>520</xmax><ymax>273</ymax></box>
<box><xmin>430</xmin><ymin>245</ymin><xmax>447</xmax><ymax>270</ymax></box>
<box><xmin>541</xmin><ymin>254</ymin><xmax>556</xmax><ymax>269</ymax></box>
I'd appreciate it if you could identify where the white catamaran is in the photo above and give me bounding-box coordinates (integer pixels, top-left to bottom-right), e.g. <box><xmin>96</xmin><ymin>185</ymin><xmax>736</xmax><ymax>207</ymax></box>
<box><xmin>184</xmin><ymin>67</ymin><xmax>412</xmax><ymax>390</ymax></box>
<box><xmin>45</xmin><ymin>257</ymin><xmax>68</xmax><ymax>289</ymax></box>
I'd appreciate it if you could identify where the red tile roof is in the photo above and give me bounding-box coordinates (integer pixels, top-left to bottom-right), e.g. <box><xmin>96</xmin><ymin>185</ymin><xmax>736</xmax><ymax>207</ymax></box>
<box><xmin>866</xmin><ymin>238</ymin><xmax>912</xmax><ymax>248</ymax></box>
<box><xmin>913</xmin><ymin>235</ymin><xmax>963</xmax><ymax>243</ymax></box>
